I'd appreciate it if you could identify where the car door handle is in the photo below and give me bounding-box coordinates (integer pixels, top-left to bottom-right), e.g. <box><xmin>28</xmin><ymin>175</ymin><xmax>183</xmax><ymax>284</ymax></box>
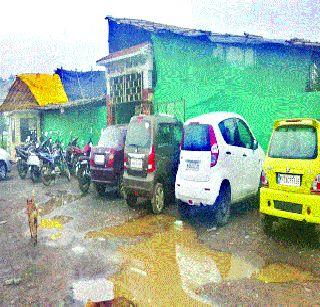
<box><xmin>243</xmin><ymin>154</ymin><xmax>247</xmax><ymax>157</ymax></box>
<box><xmin>226</xmin><ymin>151</ymin><xmax>231</xmax><ymax>155</ymax></box>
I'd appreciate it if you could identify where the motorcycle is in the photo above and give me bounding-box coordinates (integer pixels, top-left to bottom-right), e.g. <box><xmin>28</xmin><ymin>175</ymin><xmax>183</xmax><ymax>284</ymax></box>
<box><xmin>40</xmin><ymin>137</ymin><xmax>71</xmax><ymax>186</ymax></box>
<box><xmin>16</xmin><ymin>133</ymin><xmax>37</xmax><ymax>179</ymax></box>
<box><xmin>76</xmin><ymin>138</ymin><xmax>92</xmax><ymax>194</ymax></box>
<box><xmin>28</xmin><ymin>136</ymin><xmax>53</xmax><ymax>183</ymax></box>
<box><xmin>65</xmin><ymin>136</ymin><xmax>79</xmax><ymax>174</ymax></box>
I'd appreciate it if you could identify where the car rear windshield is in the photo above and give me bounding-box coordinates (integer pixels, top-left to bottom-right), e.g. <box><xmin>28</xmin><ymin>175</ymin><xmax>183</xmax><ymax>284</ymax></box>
<box><xmin>98</xmin><ymin>126</ymin><xmax>124</xmax><ymax>148</ymax></box>
<box><xmin>125</xmin><ymin>119</ymin><xmax>151</xmax><ymax>150</ymax></box>
<box><xmin>182</xmin><ymin>124</ymin><xmax>211</xmax><ymax>151</ymax></box>
<box><xmin>269</xmin><ymin>125</ymin><xmax>317</xmax><ymax>159</ymax></box>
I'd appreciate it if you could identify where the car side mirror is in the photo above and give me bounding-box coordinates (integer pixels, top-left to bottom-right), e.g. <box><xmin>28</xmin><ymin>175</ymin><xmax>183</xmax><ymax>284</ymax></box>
<box><xmin>252</xmin><ymin>139</ymin><xmax>258</xmax><ymax>150</ymax></box>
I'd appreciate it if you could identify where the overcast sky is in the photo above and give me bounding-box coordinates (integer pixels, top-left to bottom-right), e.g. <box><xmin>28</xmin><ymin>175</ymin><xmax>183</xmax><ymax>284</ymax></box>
<box><xmin>0</xmin><ymin>0</ymin><xmax>319</xmax><ymax>78</ymax></box>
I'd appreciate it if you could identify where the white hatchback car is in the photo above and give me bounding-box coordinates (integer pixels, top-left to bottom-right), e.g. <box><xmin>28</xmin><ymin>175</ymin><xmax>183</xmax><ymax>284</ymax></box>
<box><xmin>175</xmin><ymin>112</ymin><xmax>265</xmax><ymax>225</ymax></box>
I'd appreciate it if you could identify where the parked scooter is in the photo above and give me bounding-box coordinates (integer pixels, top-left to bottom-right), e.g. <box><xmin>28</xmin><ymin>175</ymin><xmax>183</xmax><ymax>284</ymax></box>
<box><xmin>76</xmin><ymin>138</ymin><xmax>93</xmax><ymax>194</ymax></box>
<box><xmin>40</xmin><ymin>134</ymin><xmax>71</xmax><ymax>186</ymax></box>
<box><xmin>28</xmin><ymin>134</ymin><xmax>53</xmax><ymax>183</ymax></box>
<box><xmin>15</xmin><ymin>132</ymin><xmax>37</xmax><ymax>179</ymax></box>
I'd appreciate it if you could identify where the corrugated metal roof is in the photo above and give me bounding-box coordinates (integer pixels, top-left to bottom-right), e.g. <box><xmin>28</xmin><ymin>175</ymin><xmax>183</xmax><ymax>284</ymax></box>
<box><xmin>106</xmin><ymin>16</ymin><xmax>320</xmax><ymax>50</ymax></box>
<box><xmin>97</xmin><ymin>42</ymin><xmax>150</xmax><ymax>63</ymax></box>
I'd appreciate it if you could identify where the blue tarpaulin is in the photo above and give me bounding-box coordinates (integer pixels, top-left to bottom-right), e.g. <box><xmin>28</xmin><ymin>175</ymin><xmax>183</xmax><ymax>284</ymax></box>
<box><xmin>55</xmin><ymin>69</ymin><xmax>106</xmax><ymax>101</ymax></box>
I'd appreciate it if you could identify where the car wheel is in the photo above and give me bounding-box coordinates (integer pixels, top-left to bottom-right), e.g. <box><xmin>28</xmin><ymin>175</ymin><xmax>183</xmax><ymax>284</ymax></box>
<box><xmin>95</xmin><ymin>183</ymin><xmax>106</xmax><ymax>197</ymax></box>
<box><xmin>0</xmin><ymin>161</ymin><xmax>7</xmax><ymax>180</ymax></box>
<box><xmin>151</xmin><ymin>183</ymin><xmax>165</xmax><ymax>214</ymax></box>
<box><xmin>125</xmin><ymin>192</ymin><xmax>138</xmax><ymax>207</ymax></box>
<box><xmin>215</xmin><ymin>185</ymin><xmax>231</xmax><ymax>226</ymax></box>
<box><xmin>177</xmin><ymin>199</ymin><xmax>190</xmax><ymax>220</ymax></box>
<box><xmin>262</xmin><ymin>214</ymin><xmax>275</xmax><ymax>235</ymax></box>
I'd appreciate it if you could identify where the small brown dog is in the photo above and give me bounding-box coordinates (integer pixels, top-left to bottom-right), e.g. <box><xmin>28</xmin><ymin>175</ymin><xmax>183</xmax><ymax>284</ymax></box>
<box><xmin>26</xmin><ymin>194</ymin><xmax>38</xmax><ymax>245</ymax></box>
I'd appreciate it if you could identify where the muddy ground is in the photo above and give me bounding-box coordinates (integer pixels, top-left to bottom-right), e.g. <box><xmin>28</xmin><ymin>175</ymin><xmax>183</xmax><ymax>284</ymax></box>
<box><xmin>1</xmin><ymin>167</ymin><xmax>320</xmax><ymax>306</ymax></box>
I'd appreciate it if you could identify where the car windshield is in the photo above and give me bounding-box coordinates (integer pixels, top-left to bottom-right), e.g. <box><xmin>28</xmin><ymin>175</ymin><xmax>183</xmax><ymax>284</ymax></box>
<box><xmin>126</xmin><ymin>119</ymin><xmax>151</xmax><ymax>149</ymax></box>
<box><xmin>269</xmin><ymin>125</ymin><xmax>317</xmax><ymax>159</ymax></box>
<box><xmin>182</xmin><ymin>124</ymin><xmax>211</xmax><ymax>151</ymax></box>
<box><xmin>98</xmin><ymin>126</ymin><xmax>124</xmax><ymax>148</ymax></box>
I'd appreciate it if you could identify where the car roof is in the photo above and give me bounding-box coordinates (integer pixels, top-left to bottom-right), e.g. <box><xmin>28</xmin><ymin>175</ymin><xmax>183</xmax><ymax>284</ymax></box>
<box><xmin>131</xmin><ymin>114</ymin><xmax>180</xmax><ymax>124</ymax></box>
<box><xmin>185</xmin><ymin>112</ymin><xmax>243</xmax><ymax>125</ymax></box>
<box><xmin>274</xmin><ymin>118</ymin><xmax>320</xmax><ymax>128</ymax></box>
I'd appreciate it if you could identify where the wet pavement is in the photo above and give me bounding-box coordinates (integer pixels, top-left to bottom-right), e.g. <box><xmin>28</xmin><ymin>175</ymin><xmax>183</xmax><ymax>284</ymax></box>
<box><xmin>0</xmin><ymin>168</ymin><xmax>320</xmax><ymax>305</ymax></box>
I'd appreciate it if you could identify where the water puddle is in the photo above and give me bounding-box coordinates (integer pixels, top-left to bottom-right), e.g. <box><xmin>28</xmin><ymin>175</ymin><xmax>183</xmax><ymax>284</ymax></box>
<box><xmin>52</xmin><ymin>215</ymin><xmax>73</xmax><ymax>224</ymax></box>
<box><xmin>257</xmin><ymin>263</ymin><xmax>316</xmax><ymax>283</ymax></box>
<box><xmin>85</xmin><ymin>215</ymin><xmax>175</xmax><ymax>240</ymax></box>
<box><xmin>87</xmin><ymin>215</ymin><xmax>319</xmax><ymax>306</ymax></box>
<box><xmin>39</xmin><ymin>193</ymin><xmax>81</xmax><ymax>216</ymax></box>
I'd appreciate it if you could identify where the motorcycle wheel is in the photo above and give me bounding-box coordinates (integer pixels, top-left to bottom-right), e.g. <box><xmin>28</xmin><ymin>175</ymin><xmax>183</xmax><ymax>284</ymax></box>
<box><xmin>78</xmin><ymin>169</ymin><xmax>91</xmax><ymax>194</ymax></box>
<box><xmin>31</xmin><ymin>166</ymin><xmax>41</xmax><ymax>183</ymax></box>
<box><xmin>42</xmin><ymin>166</ymin><xmax>53</xmax><ymax>186</ymax></box>
<box><xmin>65</xmin><ymin>166</ymin><xmax>71</xmax><ymax>181</ymax></box>
<box><xmin>18</xmin><ymin>159</ymin><xmax>28</xmax><ymax>179</ymax></box>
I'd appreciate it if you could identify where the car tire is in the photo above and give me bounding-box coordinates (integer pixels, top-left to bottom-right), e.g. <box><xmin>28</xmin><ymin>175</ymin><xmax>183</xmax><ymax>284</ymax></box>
<box><xmin>262</xmin><ymin>214</ymin><xmax>275</xmax><ymax>235</ymax></box>
<box><xmin>125</xmin><ymin>192</ymin><xmax>138</xmax><ymax>207</ymax></box>
<box><xmin>0</xmin><ymin>161</ymin><xmax>7</xmax><ymax>181</ymax></box>
<box><xmin>151</xmin><ymin>183</ymin><xmax>165</xmax><ymax>214</ymax></box>
<box><xmin>215</xmin><ymin>185</ymin><xmax>231</xmax><ymax>226</ymax></box>
<box><xmin>95</xmin><ymin>183</ymin><xmax>106</xmax><ymax>197</ymax></box>
<box><xmin>177</xmin><ymin>199</ymin><xmax>190</xmax><ymax>220</ymax></box>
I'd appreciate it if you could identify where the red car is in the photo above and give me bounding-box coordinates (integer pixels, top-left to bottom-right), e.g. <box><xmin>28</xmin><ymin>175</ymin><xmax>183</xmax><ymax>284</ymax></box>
<box><xmin>90</xmin><ymin>125</ymin><xmax>127</xmax><ymax>197</ymax></box>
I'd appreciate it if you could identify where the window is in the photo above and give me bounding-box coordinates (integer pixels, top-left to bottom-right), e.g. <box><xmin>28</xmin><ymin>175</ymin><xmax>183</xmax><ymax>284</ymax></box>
<box><xmin>158</xmin><ymin>124</ymin><xmax>172</xmax><ymax>148</ymax></box>
<box><xmin>269</xmin><ymin>125</ymin><xmax>317</xmax><ymax>159</ymax></box>
<box><xmin>219</xmin><ymin>118</ymin><xmax>237</xmax><ymax>146</ymax></box>
<box><xmin>126</xmin><ymin>119</ymin><xmax>151</xmax><ymax>150</ymax></box>
<box><xmin>236</xmin><ymin>120</ymin><xmax>254</xmax><ymax>149</ymax></box>
<box><xmin>110</xmin><ymin>72</ymin><xmax>143</xmax><ymax>104</ymax></box>
<box><xmin>182</xmin><ymin>124</ymin><xmax>211</xmax><ymax>151</ymax></box>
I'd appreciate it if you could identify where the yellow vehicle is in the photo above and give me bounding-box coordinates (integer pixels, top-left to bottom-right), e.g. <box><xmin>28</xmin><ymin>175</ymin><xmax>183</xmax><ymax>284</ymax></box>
<box><xmin>260</xmin><ymin>118</ymin><xmax>320</xmax><ymax>233</ymax></box>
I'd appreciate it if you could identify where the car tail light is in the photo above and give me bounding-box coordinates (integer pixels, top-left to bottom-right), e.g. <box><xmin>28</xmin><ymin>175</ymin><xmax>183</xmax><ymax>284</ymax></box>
<box><xmin>147</xmin><ymin>146</ymin><xmax>156</xmax><ymax>173</ymax></box>
<box><xmin>208</xmin><ymin>125</ymin><xmax>219</xmax><ymax>167</ymax></box>
<box><xmin>124</xmin><ymin>152</ymin><xmax>128</xmax><ymax>170</ymax></box>
<box><xmin>89</xmin><ymin>152</ymin><xmax>94</xmax><ymax>166</ymax></box>
<box><xmin>107</xmin><ymin>149</ymin><xmax>115</xmax><ymax>168</ymax></box>
<box><xmin>260</xmin><ymin>170</ymin><xmax>269</xmax><ymax>187</ymax></box>
<box><xmin>311</xmin><ymin>174</ymin><xmax>320</xmax><ymax>194</ymax></box>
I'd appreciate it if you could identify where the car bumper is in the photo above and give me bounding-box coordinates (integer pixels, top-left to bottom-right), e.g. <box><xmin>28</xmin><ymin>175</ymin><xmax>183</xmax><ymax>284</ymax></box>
<box><xmin>123</xmin><ymin>171</ymin><xmax>155</xmax><ymax>197</ymax></box>
<box><xmin>91</xmin><ymin>167</ymin><xmax>117</xmax><ymax>184</ymax></box>
<box><xmin>175</xmin><ymin>176</ymin><xmax>220</xmax><ymax>206</ymax></box>
<box><xmin>260</xmin><ymin>187</ymin><xmax>320</xmax><ymax>223</ymax></box>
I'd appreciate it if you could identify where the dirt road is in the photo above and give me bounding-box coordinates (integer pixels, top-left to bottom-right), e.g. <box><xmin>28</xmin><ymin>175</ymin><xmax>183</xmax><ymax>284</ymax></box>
<box><xmin>1</xmin><ymin>168</ymin><xmax>320</xmax><ymax>305</ymax></box>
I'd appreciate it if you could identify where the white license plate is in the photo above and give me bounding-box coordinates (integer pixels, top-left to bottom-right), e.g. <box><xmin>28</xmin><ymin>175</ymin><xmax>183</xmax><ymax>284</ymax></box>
<box><xmin>130</xmin><ymin>158</ymin><xmax>143</xmax><ymax>169</ymax></box>
<box><xmin>94</xmin><ymin>154</ymin><xmax>105</xmax><ymax>165</ymax></box>
<box><xmin>277</xmin><ymin>174</ymin><xmax>301</xmax><ymax>187</ymax></box>
<box><xmin>81</xmin><ymin>160</ymin><xmax>88</xmax><ymax>165</ymax></box>
<box><xmin>186</xmin><ymin>161</ymin><xmax>199</xmax><ymax>171</ymax></box>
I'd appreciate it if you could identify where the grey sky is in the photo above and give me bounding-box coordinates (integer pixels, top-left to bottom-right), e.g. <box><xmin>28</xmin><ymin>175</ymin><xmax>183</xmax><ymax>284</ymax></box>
<box><xmin>0</xmin><ymin>0</ymin><xmax>319</xmax><ymax>78</ymax></box>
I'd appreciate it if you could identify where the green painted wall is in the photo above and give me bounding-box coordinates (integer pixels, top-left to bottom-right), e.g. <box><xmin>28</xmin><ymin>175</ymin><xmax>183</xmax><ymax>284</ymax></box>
<box><xmin>152</xmin><ymin>34</ymin><xmax>320</xmax><ymax>150</ymax></box>
<box><xmin>42</xmin><ymin>105</ymin><xmax>106</xmax><ymax>147</ymax></box>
